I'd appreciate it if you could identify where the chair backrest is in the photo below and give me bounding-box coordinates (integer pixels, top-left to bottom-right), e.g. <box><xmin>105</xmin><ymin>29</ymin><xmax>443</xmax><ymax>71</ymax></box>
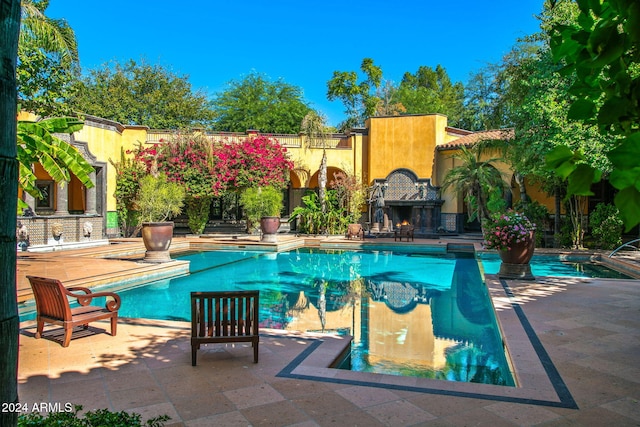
<box><xmin>191</xmin><ymin>291</ymin><xmax>259</xmax><ymax>339</ymax></box>
<box><xmin>27</xmin><ymin>276</ymin><xmax>72</xmax><ymax>321</ymax></box>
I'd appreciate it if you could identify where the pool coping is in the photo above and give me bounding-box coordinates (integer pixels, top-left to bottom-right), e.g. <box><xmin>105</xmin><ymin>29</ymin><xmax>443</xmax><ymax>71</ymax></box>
<box><xmin>274</xmin><ymin>273</ymin><xmax>579</xmax><ymax>409</ymax></box>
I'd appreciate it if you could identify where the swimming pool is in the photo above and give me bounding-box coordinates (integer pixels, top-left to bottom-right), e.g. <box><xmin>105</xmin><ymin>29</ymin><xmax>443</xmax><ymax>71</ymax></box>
<box><xmin>479</xmin><ymin>253</ymin><xmax>634</xmax><ymax>279</ymax></box>
<box><xmin>102</xmin><ymin>248</ymin><xmax>515</xmax><ymax>386</ymax></box>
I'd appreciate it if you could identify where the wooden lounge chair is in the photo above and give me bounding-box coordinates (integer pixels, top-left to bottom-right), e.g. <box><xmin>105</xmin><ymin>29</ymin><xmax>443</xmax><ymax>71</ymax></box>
<box><xmin>346</xmin><ymin>223</ymin><xmax>365</xmax><ymax>240</ymax></box>
<box><xmin>191</xmin><ymin>290</ymin><xmax>260</xmax><ymax>366</ymax></box>
<box><xmin>27</xmin><ymin>275</ymin><xmax>121</xmax><ymax>347</ymax></box>
<box><xmin>394</xmin><ymin>224</ymin><xmax>415</xmax><ymax>242</ymax></box>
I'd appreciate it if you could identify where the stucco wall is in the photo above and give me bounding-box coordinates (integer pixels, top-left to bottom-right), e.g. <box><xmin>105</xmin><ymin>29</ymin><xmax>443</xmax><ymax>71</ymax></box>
<box><xmin>366</xmin><ymin>114</ymin><xmax>447</xmax><ymax>182</ymax></box>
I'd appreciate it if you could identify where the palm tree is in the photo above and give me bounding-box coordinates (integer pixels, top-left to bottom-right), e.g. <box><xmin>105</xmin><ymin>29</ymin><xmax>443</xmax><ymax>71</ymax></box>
<box><xmin>19</xmin><ymin>0</ymin><xmax>79</xmax><ymax>67</ymax></box>
<box><xmin>1</xmin><ymin>3</ymin><xmax>21</xmax><ymax>425</ymax></box>
<box><xmin>442</xmin><ymin>145</ymin><xmax>506</xmax><ymax>227</ymax></box>
<box><xmin>300</xmin><ymin>111</ymin><xmax>331</xmax><ymax>214</ymax></box>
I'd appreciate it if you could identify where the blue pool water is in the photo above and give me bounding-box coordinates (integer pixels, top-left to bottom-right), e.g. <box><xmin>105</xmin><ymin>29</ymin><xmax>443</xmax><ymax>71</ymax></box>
<box><xmin>113</xmin><ymin>249</ymin><xmax>515</xmax><ymax>386</ymax></box>
<box><xmin>480</xmin><ymin>254</ymin><xmax>633</xmax><ymax>279</ymax></box>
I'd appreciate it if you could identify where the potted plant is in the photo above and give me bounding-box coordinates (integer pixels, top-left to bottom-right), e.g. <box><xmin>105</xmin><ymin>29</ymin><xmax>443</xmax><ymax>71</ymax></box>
<box><xmin>483</xmin><ymin>210</ymin><xmax>536</xmax><ymax>279</ymax></box>
<box><xmin>134</xmin><ymin>173</ymin><xmax>185</xmax><ymax>262</ymax></box>
<box><xmin>240</xmin><ymin>186</ymin><xmax>283</xmax><ymax>242</ymax></box>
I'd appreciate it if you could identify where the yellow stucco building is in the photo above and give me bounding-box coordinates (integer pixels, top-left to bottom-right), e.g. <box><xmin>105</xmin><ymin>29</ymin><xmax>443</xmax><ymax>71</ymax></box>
<box><xmin>19</xmin><ymin>113</ymin><xmax>535</xmax><ymax>246</ymax></box>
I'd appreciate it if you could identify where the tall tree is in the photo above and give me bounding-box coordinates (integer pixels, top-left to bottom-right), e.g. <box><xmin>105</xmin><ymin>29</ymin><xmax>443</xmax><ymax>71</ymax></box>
<box><xmin>459</xmin><ymin>67</ymin><xmax>502</xmax><ymax>131</ymax></box>
<box><xmin>462</xmin><ymin>2</ymin><xmax>614</xmax><ymax>247</ymax></box>
<box><xmin>17</xmin><ymin>0</ymin><xmax>79</xmax><ymax>116</ymax></box>
<box><xmin>326</xmin><ymin>58</ymin><xmax>382</xmax><ymax>131</ymax></box>
<box><xmin>211</xmin><ymin>71</ymin><xmax>311</xmax><ymax>133</ymax></box>
<box><xmin>546</xmin><ymin>0</ymin><xmax>640</xmax><ymax>230</ymax></box>
<box><xmin>1</xmin><ymin>2</ymin><xmax>21</xmax><ymax>426</ymax></box>
<box><xmin>395</xmin><ymin>65</ymin><xmax>465</xmax><ymax>126</ymax></box>
<box><xmin>70</xmin><ymin>59</ymin><xmax>215</xmax><ymax>129</ymax></box>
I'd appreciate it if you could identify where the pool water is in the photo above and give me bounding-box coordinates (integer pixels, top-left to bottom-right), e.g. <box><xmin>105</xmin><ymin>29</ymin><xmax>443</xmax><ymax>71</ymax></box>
<box><xmin>480</xmin><ymin>254</ymin><xmax>633</xmax><ymax>279</ymax></box>
<box><xmin>115</xmin><ymin>248</ymin><xmax>516</xmax><ymax>386</ymax></box>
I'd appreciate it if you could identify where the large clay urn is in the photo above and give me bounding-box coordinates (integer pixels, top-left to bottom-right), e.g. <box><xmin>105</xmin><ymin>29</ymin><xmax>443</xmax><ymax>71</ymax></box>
<box><xmin>498</xmin><ymin>231</ymin><xmax>535</xmax><ymax>264</ymax></box>
<box><xmin>260</xmin><ymin>217</ymin><xmax>280</xmax><ymax>243</ymax></box>
<box><xmin>142</xmin><ymin>222</ymin><xmax>174</xmax><ymax>262</ymax></box>
<box><xmin>498</xmin><ymin>231</ymin><xmax>535</xmax><ymax>280</ymax></box>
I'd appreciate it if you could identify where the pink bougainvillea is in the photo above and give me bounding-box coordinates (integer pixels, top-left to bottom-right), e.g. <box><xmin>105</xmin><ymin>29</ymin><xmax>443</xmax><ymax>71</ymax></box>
<box><xmin>131</xmin><ymin>134</ymin><xmax>293</xmax><ymax>196</ymax></box>
<box><xmin>214</xmin><ymin>136</ymin><xmax>293</xmax><ymax>190</ymax></box>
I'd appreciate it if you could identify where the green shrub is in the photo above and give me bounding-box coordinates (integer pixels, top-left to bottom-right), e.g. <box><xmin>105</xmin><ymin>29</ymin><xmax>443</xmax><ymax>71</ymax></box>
<box><xmin>186</xmin><ymin>196</ymin><xmax>211</xmax><ymax>234</ymax></box>
<box><xmin>18</xmin><ymin>405</ymin><xmax>169</xmax><ymax>426</ymax></box>
<box><xmin>289</xmin><ymin>190</ymin><xmax>355</xmax><ymax>235</ymax></box>
<box><xmin>134</xmin><ymin>173</ymin><xmax>185</xmax><ymax>223</ymax></box>
<box><xmin>589</xmin><ymin>203</ymin><xmax>623</xmax><ymax>250</ymax></box>
<box><xmin>240</xmin><ymin>186</ymin><xmax>284</xmax><ymax>229</ymax></box>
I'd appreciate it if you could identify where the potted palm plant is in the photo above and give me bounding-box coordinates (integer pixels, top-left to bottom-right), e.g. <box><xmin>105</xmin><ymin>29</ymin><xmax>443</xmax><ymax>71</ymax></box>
<box><xmin>240</xmin><ymin>186</ymin><xmax>283</xmax><ymax>243</ymax></box>
<box><xmin>134</xmin><ymin>173</ymin><xmax>185</xmax><ymax>262</ymax></box>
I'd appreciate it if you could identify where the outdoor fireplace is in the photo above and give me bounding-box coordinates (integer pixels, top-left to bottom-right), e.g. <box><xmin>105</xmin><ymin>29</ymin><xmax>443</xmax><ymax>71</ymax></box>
<box><xmin>369</xmin><ymin>169</ymin><xmax>443</xmax><ymax>236</ymax></box>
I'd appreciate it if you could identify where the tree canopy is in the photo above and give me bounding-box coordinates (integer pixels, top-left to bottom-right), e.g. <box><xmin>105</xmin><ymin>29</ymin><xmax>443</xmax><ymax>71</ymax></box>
<box><xmin>326</xmin><ymin>58</ymin><xmax>383</xmax><ymax>130</ymax></box>
<box><xmin>17</xmin><ymin>0</ymin><xmax>79</xmax><ymax>116</ymax></box>
<box><xmin>546</xmin><ymin>0</ymin><xmax>640</xmax><ymax>230</ymax></box>
<box><xmin>395</xmin><ymin>65</ymin><xmax>465</xmax><ymax>126</ymax></box>
<box><xmin>69</xmin><ymin>59</ymin><xmax>215</xmax><ymax>129</ymax></box>
<box><xmin>211</xmin><ymin>71</ymin><xmax>311</xmax><ymax>133</ymax></box>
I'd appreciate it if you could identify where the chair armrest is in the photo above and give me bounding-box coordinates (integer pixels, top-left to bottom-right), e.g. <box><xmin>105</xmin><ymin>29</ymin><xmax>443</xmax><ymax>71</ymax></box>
<box><xmin>66</xmin><ymin>287</ymin><xmax>121</xmax><ymax>311</ymax></box>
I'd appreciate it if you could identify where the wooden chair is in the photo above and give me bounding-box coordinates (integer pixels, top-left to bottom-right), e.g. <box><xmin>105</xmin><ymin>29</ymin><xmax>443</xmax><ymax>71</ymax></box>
<box><xmin>394</xmin><ymin>224</ymin><xmax>415</xmax><ymax>242</ymax></box>
<box><xmin>346</xmin><ymin>223</ymin><xmax>365</xmax><ymax>240</ymax></box>
<box><xmin>27</xmin><ymin>276</ymin><xmax>121</xmax><ymax>347</ymax></box>
<box><xmin>191</xmin><ymin>290</ymin><xmax>260</xmax><ymax>366</ymax></box>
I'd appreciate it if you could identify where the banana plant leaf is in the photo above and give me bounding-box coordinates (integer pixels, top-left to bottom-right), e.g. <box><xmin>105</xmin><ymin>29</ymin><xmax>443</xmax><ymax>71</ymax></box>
<box><xmin>17</xmin><ymin>117</ymin><xmax>95</xmax><ymax>199</ymax></box>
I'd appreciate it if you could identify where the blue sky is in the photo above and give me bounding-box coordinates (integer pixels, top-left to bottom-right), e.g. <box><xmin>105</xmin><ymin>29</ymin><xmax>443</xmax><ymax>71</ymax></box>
<box><xmin>47</xmin><ymin>0</ymin><xmax>545</xmax><ymax>128</ymax></box>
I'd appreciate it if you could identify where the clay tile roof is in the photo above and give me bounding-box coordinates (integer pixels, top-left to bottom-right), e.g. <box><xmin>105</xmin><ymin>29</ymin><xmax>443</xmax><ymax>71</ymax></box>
<box><xmin>437</xmin><ymin>128</ymin><xmax>515</xmax><ymax>150</ymax></box>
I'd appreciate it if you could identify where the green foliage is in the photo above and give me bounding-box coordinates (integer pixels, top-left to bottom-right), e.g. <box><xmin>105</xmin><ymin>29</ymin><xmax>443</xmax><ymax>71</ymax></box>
<box><xmin>326</xmin><ymin>58</ymin><xmax>383</xmax><ymax>130</ymax></box>
<box><xmin>240</xmin><ymin>186</ymin><xmax>284</xmax><ymax>227</ymax></box>
<box><xmin>548</xmin><ymin>0</ymin><xmax>640</xmax><ymax>230</ymax></box>
<box><xmin>589</xmin><ymin>203</ymin><xmax>623</xmax><ymax>250</ymax></box>
<box><xmin>70</xmin><ymin>59</ymin><xmax>214</xmax><ymax>128</ymax></box>
<box><xmin>134</xmin><ymin>173</ymin><xmax>185</xmax><ymax>223</ymax></box>
<box><xmin>18</xmin><ymin>404</ymin><xmax>170</xmax><ymax>426</ymax></box>
<box><xmin>110</xmin><ymin>146</ymin><xmax>145</xmax><ymax>237</ymax></box>
<box><xmin>395</xmin><ymin>65</ymin><xmax>465</xmax><ymax>126</ymax></box>
<box><xmin>186</xmin><ymin>196</ymin><xmax>211</xmax><ymax>235</ymax></box>
<box><xmin>17</xmin><ymin>117</ymin><xmax>95</xmax><ymax>210</ymax></box>
<box><xmin>329</xmin><ymin>170</ymin><xmax>367</xmax><ymax>217</ymax></box>
<box><xmin>211</xmin><ymin>71</ymin><xmax>311</xmax><ymax>133</ymax></box>
<box><xmin>289</xmin><ymin>191</ymin><xmax>355</xmax><ymax>235</ymax></box>
<box><xmin>17</xmin><ymin>0</ymin><xmax>79</xmax><ymax>116</ymax></box>
<box><xmin>441</xmin><ymin>146</ymin><xmax>506</xmax><ymax>224</ymax></box>
<box><xmin>17</xmin><ymin>39</ymin><xmax>78</xmax><ymax>116</ymax></box>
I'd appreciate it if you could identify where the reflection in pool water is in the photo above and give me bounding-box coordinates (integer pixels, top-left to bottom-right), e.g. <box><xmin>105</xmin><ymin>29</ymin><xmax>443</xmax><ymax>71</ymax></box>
<box><xmin>115</xmin><ymin>248</ymin><xmax>515</xmax><ymax>386</ymax></box>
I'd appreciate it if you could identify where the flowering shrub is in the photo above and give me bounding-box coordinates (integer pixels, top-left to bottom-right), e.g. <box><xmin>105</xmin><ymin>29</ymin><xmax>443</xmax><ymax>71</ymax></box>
<box><xmin>215</xmin><ymin>136</ymin><xmax>293</xmax><ymax>190</ymax></box>
<box><xmin>483</xmin><ymin>210</ymin><xmax>536</xmax><ymax>251</ymax></box>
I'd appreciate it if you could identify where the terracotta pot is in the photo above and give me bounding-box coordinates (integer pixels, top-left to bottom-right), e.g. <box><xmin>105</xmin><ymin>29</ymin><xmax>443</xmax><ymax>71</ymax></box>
<box><xmin>498</xmin><ymin>231</ymin><xmax>535</xmax><ymax>264</ymax></box>
<box><xmin>497</xmin><ymin>230</ymin><xmax>535</xmax><ymax>280</ymax></box>
<box><xmin>141</xmin><ymin>222</ymin><xmax>174</xmax><ymax>262</ymax></box>
<box><xmin>260</xmin><ymin>217</ymin><xmax>280</xmax><ymax>242</ymax></box>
